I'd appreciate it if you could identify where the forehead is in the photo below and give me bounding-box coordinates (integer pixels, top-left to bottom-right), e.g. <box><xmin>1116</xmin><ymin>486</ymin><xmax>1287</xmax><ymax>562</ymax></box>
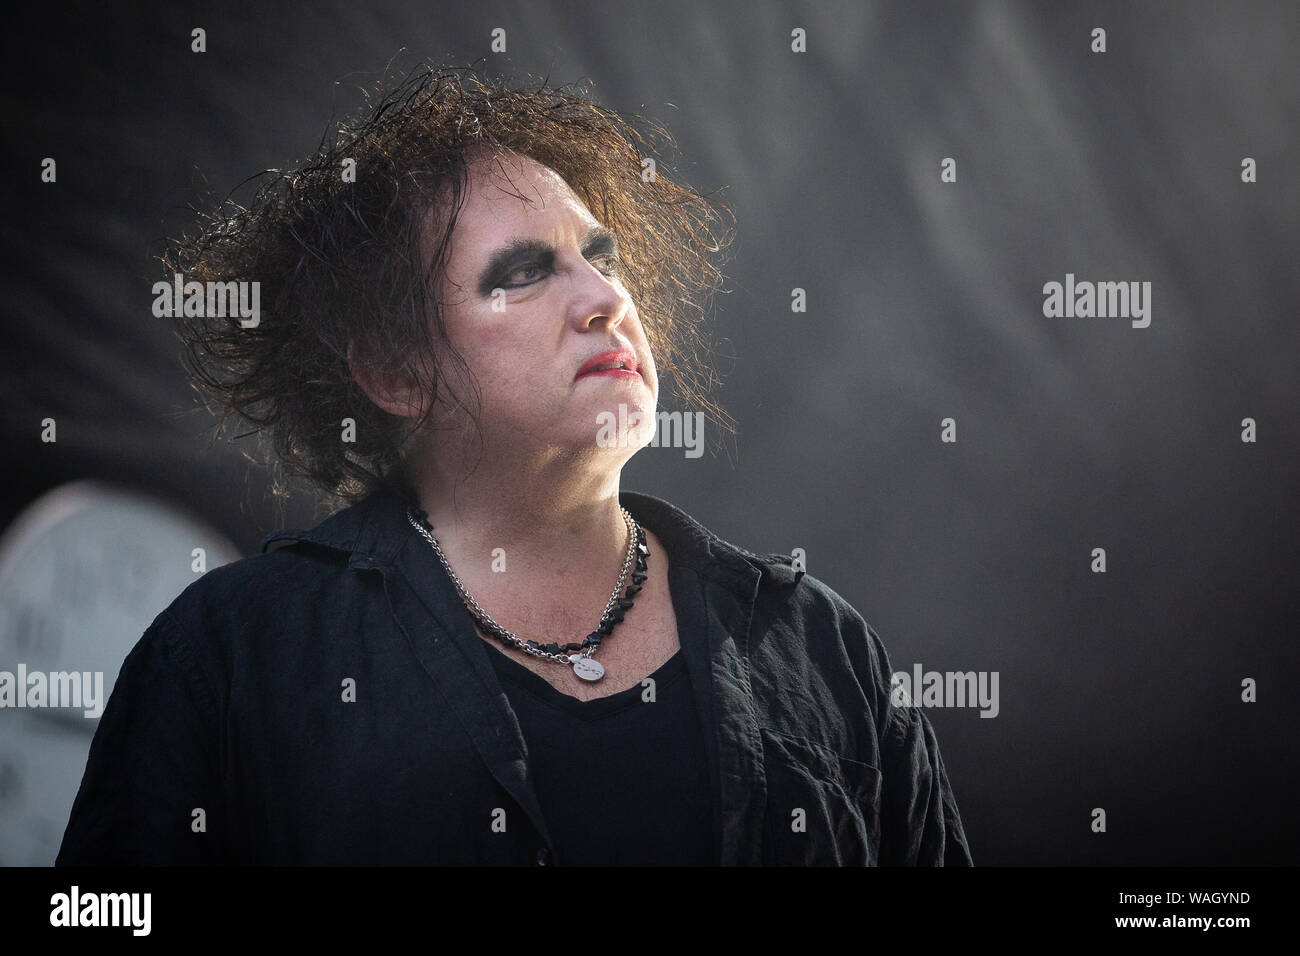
<box><xmin>451</xmin><ymin>150</ymin><xmax>599</xmax><ymax>243</ymax></box>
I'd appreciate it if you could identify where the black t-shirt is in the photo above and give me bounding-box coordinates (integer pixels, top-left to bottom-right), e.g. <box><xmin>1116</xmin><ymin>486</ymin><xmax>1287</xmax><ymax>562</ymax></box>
<box><xmin>484</xmin><ymin>642</ymin><xmax>716</xmax><ymax>866</ymax></box>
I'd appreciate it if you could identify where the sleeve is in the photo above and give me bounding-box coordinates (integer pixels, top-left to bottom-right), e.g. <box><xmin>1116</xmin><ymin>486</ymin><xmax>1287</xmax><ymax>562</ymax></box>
<box><xmin>825</xmin><ymin>593</ymin><xmax>975</xmax><ymax>866</ymax></box>
<box><xmin>878</xmin><ymin>697</ymin><xmax>974</xmax><ymax>866</ymax></box>
<box><xmin>55</xmin><ymin>609</ymin><xmax>228</xmax><ymax>866</ymax></box>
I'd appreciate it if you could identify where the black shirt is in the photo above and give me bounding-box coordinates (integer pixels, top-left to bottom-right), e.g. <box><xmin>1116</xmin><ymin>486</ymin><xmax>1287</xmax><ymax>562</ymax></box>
<box><xmin>485</xmin><ymin>644</ymin><xmax>716</xmax><ymax>866</ymax></box>
<box><xmin>55</xmin><ymin>484</ymin><xmax>973</xmax><ymax>866</ymax></box>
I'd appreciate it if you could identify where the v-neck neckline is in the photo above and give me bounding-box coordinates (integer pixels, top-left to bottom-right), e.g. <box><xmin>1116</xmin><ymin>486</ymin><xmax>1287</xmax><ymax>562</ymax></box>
<box><xmin>484</xmin><ymin>640</ymin><xmax>687</xmax><ymax>718</ymax></box>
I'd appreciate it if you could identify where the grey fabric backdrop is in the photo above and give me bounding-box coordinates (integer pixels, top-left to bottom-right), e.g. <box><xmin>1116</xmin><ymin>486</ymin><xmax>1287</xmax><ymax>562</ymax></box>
<box><xmin>3</xmin><ymin>0</ymin><xmax>1297</xmax><ymax>864</ymax></box>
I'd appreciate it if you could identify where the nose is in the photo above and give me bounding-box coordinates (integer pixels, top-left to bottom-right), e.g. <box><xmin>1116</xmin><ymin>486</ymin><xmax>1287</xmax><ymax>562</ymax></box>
<box><xmin>567</xmin><ymin>254</ymin><xmax>633</xmax><ymax>333</ymax></box>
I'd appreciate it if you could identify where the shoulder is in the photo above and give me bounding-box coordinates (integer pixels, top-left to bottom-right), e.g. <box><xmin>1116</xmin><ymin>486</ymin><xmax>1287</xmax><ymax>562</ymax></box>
<box><xmin>627</xmin><ymin>489</ymin><xmax>884</xmax><ymax>636</ymax></box>
<box><xmin>170</xmin><ymin>542</ymin><xmax>350</xmax><ymax>620</ymax></box>
<box><xmin>748</xmin><ymin>557</ymin><xmax>898</xmax><ymax>699</ymax></box>
<box><xmin>667</xmin><ymin>503</ymin><xmax>905</xmax><ymax>755</ymax></box>
<box><xmin>712</xmin><ymin>523</ymin><xmax>890</xmax><ymax>663</ymax></box>
<box><xmin>631</xmin><ymin>489</ymin><xmax>895</xmax><ymax>679</ymax></box>
<box><xmin>138</xmin><ymin>539</ymin><xmax>357</xmax><ymax>670</ymax></box>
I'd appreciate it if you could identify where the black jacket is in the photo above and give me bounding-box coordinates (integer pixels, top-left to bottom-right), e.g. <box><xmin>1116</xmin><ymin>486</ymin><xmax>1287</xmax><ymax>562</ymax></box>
<box><xmin>56</xmin><ymin>485</ymin><xmax>973</xmax><ymax>866</ymax></box>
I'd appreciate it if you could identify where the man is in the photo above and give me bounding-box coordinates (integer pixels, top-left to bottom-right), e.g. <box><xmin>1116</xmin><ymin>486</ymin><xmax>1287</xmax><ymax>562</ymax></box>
<box><xmin>56</xmin><ymin>64</ymin><xmax>972</xmax><ymax>866</ymax></box>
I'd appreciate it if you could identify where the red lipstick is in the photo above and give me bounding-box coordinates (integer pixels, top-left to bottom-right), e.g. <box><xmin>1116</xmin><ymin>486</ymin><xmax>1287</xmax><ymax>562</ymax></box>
<box><xmin>575</xmin><ymin>348</ymin><xmax>640</xmax><ymax>381</ymax></box>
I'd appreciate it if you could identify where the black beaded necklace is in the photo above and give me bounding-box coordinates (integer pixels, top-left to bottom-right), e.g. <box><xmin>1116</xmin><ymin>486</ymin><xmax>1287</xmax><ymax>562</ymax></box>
<box><xmin>406</xmin><ymin>505</ymin><xmax>648</xmax><ymax>682</ymax></box>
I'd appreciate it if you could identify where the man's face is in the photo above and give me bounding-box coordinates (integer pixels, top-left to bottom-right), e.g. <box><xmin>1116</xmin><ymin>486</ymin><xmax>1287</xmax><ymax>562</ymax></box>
<box><xmin>425</xmin><ymin>149</ymin><xmax>658</xmax><ymax>460</ymax></box>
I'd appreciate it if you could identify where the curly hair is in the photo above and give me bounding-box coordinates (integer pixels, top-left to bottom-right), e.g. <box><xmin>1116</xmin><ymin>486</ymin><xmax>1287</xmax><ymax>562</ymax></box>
<box><xmin>165</xmin><ymin>61</ymin><xmax>737</xmax><ymax>509</ymax></box>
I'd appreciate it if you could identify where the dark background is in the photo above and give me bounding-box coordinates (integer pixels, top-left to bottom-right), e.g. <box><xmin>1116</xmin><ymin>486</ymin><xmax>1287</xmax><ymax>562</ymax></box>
<box><xmin>3</xmin><ymin>0</ymin><xmax>1297</xmax><ymax>865</ymax></box>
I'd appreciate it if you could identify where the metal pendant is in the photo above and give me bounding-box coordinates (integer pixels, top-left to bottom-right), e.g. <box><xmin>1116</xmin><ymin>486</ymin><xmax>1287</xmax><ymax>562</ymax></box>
<box><xmin>570</xmin><ymin>655</ymin><xmax>605</xmax><ymax>682</ymax></box>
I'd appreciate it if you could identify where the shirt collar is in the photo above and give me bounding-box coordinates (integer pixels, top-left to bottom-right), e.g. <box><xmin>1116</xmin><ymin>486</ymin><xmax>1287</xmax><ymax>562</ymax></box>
<box><xmin>260</xmin><ymin>483</ymin><xmax>785</xmax><ymax>598</ymax></box>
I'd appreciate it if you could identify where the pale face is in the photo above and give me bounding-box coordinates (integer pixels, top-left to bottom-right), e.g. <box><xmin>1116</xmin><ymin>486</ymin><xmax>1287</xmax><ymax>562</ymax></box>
<box><xmin>423</xmin><ymin>149</ymin><xmax>659</xmax><ymax>463</ymax></box>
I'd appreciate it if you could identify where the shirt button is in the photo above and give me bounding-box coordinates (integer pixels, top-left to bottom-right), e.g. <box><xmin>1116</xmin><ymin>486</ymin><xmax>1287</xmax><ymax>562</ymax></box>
<box><xmin>536</xmin><ymin>847</ymin><xmax>552</xmax><ymax>866</ymax></box>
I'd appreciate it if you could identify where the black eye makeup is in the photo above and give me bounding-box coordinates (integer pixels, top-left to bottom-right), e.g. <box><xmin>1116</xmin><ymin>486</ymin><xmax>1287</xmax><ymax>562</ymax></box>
<box><xmin>477</xmin><ymin>225</ymin><xmax>621</xmax><ymax>297</ymax></box>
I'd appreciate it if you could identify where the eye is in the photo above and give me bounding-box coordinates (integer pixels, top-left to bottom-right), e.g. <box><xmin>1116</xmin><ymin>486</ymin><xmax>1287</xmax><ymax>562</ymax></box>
<box><xmin>501</xmin><ymin>262</ymin><xmax>549</xmax><ymax>287</ymax></box>
<box><xmin>593</xmin><ymin>254</ymin><xmax>622</xmax><ymax>278</ymax></box>
<box><xmin>498</xmin><ymin>253</ymin><xmax>620</xmax><ymax>290</ymax></box>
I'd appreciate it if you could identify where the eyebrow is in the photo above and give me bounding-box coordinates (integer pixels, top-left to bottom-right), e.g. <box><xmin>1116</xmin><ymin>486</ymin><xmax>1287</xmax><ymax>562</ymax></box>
<box><xmin>476</xmin><ymin>225</ymin><xmax>620</xmax><ymax>296</ymax></box>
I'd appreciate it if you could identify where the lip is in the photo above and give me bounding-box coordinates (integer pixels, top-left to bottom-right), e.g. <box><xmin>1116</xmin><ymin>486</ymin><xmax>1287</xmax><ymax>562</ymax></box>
<box><xmin>575</xmin><ymin>347</ymin><xmax>640</xmax><ymax>381</ymax></box>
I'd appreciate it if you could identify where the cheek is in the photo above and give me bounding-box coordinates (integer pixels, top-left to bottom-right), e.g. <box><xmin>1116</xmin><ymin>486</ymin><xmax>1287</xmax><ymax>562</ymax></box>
<box><xmin>461</xmin><ymin>315</ymin><xmax>550</xmax><ymax>395</ymax></box>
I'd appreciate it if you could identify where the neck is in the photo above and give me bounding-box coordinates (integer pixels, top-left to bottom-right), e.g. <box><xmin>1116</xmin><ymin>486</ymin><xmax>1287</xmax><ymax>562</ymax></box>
<box><xmin>407</xmin><ymin>436</ymin><xmax>634</xmax><ymax>625</ymax></box>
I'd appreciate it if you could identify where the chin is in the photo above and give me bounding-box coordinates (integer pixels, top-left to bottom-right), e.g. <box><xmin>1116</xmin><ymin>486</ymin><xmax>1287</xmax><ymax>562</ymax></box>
<box><xmin>591</xmin><ymin>398</ymin><xmax>657</xmax><ymax>453</ymax></box>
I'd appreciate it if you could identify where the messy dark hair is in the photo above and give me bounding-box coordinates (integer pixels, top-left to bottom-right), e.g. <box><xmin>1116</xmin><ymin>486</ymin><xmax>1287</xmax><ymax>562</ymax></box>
<box><xmin>166</xmin><ymin>61</ymin><xmax>737</xmax><ymax>508</ymax></box>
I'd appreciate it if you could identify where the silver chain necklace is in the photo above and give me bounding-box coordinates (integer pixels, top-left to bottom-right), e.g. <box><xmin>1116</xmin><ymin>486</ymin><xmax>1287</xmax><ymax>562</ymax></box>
<box><xmin>406</xmin><ymin>506</ymin><xmax>645</xmax><ymax>682</ymax></box>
